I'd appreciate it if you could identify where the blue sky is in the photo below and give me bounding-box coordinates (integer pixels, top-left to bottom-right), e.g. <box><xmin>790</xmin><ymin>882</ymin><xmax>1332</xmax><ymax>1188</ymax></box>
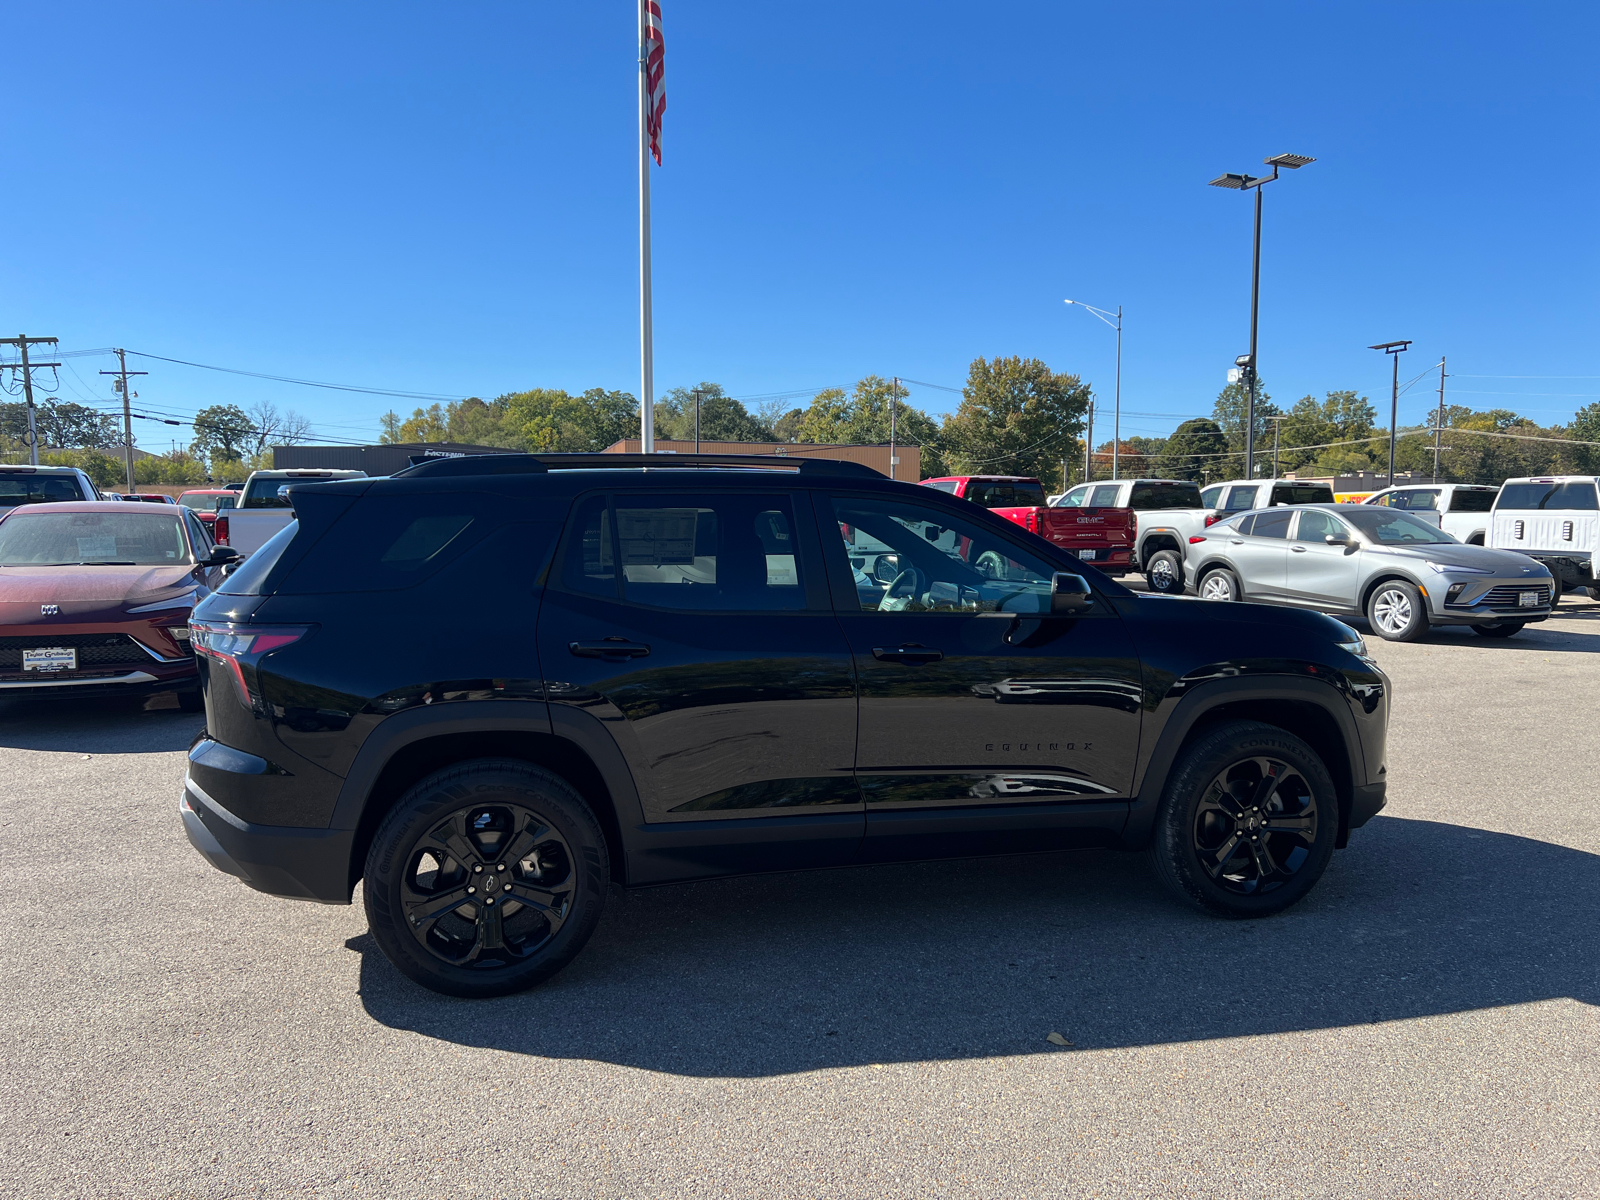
<box><xmin>2</xmin><ymin>1</ymin><xmax>1596</xmax><ymax>449</ymax></box>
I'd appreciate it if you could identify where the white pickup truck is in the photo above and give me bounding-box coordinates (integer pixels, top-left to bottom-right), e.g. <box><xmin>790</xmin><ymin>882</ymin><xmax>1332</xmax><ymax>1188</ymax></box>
<box><xmin>215</xmin><ymin>468</ymin><xmax>366</xmax><ymax>555</ymax></box>
<box><xmin>1361</xmin><ymin>482</ymin><xmax>1499</xmax><ymax>545</ymax></box>
<box><xmin>1053</xmin><ymin>477</ymin><xmax>1218</xmax><ymax>594</ymax></box>
<box><xmin>1487</xmin><ymin>476</ymin><xmax>1600</xmax><ymax>598</ymax></box>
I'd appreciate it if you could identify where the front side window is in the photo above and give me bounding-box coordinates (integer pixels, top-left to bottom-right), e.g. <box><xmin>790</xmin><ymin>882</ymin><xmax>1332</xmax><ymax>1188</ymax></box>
<box><xmin>1366</xmin><ymin>491</ymin><xmax>1396</xmax><ymax>507</ymax></box>
<box><xmin>1087</xmin><ymin>484</ymin><xmax>1122</xmax><ymax>508</ymax></box>
<box><xmin>1294</xmin><ymin>509</ymin><xmax>1345</xmax><ymax>542</ymax></box>
<box><xmin>1341</xmin><ymin>507</ymin><xmax>1453</xmax><ymax>545</ymax></box>
<box><xmin>1251</xmin><ymin>509</ymin><xmax>1292</xmax><ymax>539</ymax></box>
<box><xmin>1223</xmin><ymin>485</ymin><xmax>1259</xmax><ymax>512</ymax></box>
<box><xmin>831</xmin><ymin>495</ymin><xmax>1058</xmax><ymax>614</ymax></box>
<box><xmin>1398</xmin><ymin>489</ymin><xmax>1441</xmax><ymax>510</ymax></box>
<box><xmin>1129</xmin><ymin>481</ymin><xmax>1204</xmax><ymax>510</ymax></box>
<box><xmin>0</xmin><ymin>511</ymin><xmax>190</xmax><ymax>565</ymax></box>
<box><xmin>1055</xmin><ymin>486</ymin><xmax>1091</xmax><ymax>508</ymax></box>
<box><xmin>1201</xmin><ymin>486</ymin><xmax>1223</xmax><ymax>508</ymax></box>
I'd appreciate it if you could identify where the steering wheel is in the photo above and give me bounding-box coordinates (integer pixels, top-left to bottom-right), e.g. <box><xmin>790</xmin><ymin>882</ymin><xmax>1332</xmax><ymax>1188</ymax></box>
<box><xmin>878</xmin><ymin>566</ymin><xmax>929</xmax><ymax>612</ymax></box>
<box><xmin>975</xmin><ymin>550</ymin><xmax>1008</xmax><ymax>580</ymax></box>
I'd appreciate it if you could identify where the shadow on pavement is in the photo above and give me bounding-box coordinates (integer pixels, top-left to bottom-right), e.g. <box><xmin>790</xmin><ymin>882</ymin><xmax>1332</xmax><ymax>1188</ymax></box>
<box><xmin>350</xmin><ymin>815</ymin><xmax>1600</xmax><ymax>1076</ymax></box>
<box><xmin>0</xmin><ymin>693</ymin><xmax>203</xmax><ymax>754</ymax></box>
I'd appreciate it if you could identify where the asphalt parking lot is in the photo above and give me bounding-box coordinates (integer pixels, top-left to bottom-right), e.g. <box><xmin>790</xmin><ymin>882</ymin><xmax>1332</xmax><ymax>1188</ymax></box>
<box><xmin>3</xmin><ymin>599</ymin><xmax>1598</xmax><ymax>1199</ymax></box>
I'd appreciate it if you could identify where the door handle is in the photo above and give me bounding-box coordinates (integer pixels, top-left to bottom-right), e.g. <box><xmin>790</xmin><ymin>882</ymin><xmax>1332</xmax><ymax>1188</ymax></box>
<box><xmin>569</xmin><ymin>639</ymin><xmax>651</xmax><ymax>661</ymax></box>
<box><xmin>1229</xmin><ymin>538</ymin><xmax>1244</xmax><ymax>544</ymax></box>
<box><xmin>872</xmin><ymin>644</ymin><xmax>944</xmax><ymax>665</ymax></box>
<box><xmin>1291</xmin><ymin>546</ymin><xmax>1308</xmax><ymax>553</ymax></box>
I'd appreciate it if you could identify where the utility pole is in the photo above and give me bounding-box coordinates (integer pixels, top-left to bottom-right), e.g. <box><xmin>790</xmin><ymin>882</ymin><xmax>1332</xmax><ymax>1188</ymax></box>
<box><xmin>1434</xmin><ymin>356</ymin><xmax>1447</xmax><ymax>483</ymax></box>
<box><xmin>0</xmin><ymin>335</ymin><xmax>60</xmax><ymax>466</ymax></box>
<box><xmin>692</xmin><ymin>388</ymin><xmax>701</xmax><ymax>453</ymax></box>
<box><xmin>1368</xmin><ymin>340</ymin><xmax>1412</xmax><ymax>485</ymax></box>
<box><xmin>101</xmin><ymin>349</ymin><xmax>148</xmax><ymax>494</ymax></box>
<box><xmin>1083</xmin><ymin>399</ymin><xmax>1095</xmax><ymax>483</ymax></box>
<box><xmin>889</xmin><ymin>377</ymin><xmax>899</xmax><ymax>480</ymax></box>
<box><xmin>1266</xmin><ymin>414</ymin><xmax>1289</xmax><ymax>479</ymax></box>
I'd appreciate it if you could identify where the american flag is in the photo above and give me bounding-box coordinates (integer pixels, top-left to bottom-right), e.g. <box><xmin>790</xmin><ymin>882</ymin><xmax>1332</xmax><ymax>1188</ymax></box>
<box><xmin>644</xmin><ymin>1</ymin><xmax>666</xmax><ymax>164</ymax></box>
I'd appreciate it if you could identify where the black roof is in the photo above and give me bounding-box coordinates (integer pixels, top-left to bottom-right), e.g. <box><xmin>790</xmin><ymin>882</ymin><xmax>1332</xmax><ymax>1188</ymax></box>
<box><xmin>392</xmin><ymin>452</ymin><xmax>882</xmax><ymax>481</ymax></box>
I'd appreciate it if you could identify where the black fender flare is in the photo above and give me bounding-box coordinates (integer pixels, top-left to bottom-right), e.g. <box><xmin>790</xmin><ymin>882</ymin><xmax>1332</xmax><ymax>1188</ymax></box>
<box><xmin>1123</xmin><ymin>675</ymin><xmax>1365</xmax><ymax>849</ymax></box>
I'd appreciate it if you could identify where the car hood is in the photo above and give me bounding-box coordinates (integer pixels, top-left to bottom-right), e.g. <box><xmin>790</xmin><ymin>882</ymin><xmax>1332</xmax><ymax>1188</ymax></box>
<box><xmin>1379</xmin><ymin>543</ymin><xmax>1548</xmax><ymax>574</ymax></box>
<box><xmin>0</xmin><ymin>564</ymin><xmax>196</xmax><ymax>606</ymax></box>
<box><xmin>1140</xmin><ymin>591</ymin><xmax>1357</xmax><ymax>645</ymax></box>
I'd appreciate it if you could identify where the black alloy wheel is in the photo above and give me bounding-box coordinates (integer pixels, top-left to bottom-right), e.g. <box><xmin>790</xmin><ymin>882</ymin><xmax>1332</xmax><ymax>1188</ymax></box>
<box><xmin>1145</xmin><ymin>549</ymin><xmax>1185</xmax><ymax>594</ymax></box>
<box><xmin>1149</xmin><ymin>720</ymin><xmax>1337</xmax><ymax>918</ymax></box>
<box><xmin>1470</xmin><ymin>620</ymin><xmax>1525</xmax><ymax>638</ymax></box>
<box><xmin>364</xmin><ymin>759</ymin><xmax>608</xmax><ymax>998</ymax></box>
<box><xmin>1198</xmin><ymin>567</ymin><xmax>1242</xmax><ymax>603</ymax></box>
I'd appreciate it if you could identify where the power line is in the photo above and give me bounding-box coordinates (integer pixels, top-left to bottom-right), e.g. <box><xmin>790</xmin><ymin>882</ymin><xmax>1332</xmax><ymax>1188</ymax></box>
<box><xmin>122</xmin><ymin>350</ymin><xmax>467</xmax><ymax>401</ymax></box>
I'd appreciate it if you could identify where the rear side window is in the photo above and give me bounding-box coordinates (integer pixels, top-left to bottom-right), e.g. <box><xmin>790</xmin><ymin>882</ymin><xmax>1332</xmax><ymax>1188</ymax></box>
<box><xmin>1447</xmin><ymin>489</ymin><xmax>1496</xmax><ymax>513</ymax></box>
<box><xmin>1271</xmin><ymin>483</ymin><xmax>1334</xmax><ymax>505</ymax></box>
<box><xmin>0</xmin><ymin>473</ymin><xmax>86</xmax><ymax>505</ymax></box>
<box><xmin>1497</xmin><ymin>481</ymin><xmax>1598</xmax><ymax>511</ymax></box>
<box><xmin>1087</xmin><ymin>484</ymin><xmax>1122</xmax><ymax>507</ymax></box>
<box><xmin>1129</xmin><ymin>482</ymin><xmax>1203</xmax><ymax>510</ymax></box>
<box><xmin>966</xmin><ymin>481</ymin><xmax>1049</xmax><ymax>508</ymax></box>
<box><xmin>1252</xmin><ymin>509</ymin><xmax>1292</xmax><ymax>539</ymax></box>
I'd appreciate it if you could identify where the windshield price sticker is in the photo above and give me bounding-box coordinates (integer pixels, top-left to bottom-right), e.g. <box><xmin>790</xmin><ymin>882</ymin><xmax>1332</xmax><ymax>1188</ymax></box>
<box><xmin>76</xmin><ymin>535</ymin><xmax>117</xmax><ymax>559</ymax></box>
<box><xmin>23</xmin><ymin>647</ymin><xmax>77</xmax><ymax>672</ymax></box>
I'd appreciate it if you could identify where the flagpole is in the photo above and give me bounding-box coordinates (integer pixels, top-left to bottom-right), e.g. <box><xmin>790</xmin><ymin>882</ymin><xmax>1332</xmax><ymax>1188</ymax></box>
<box><xmin>637</xmin><ymin>0</ymin><xmax>655</xmax><ymax>453</ymax></box>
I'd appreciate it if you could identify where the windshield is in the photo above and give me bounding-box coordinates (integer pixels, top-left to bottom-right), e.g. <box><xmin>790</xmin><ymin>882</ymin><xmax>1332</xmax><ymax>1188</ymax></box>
<box><xmin>0</xmin><ymin>511</ymin><xmax>192</xmax><ymax>565</ymax></box>
<box><xmin>1339</xmin><ymin>507</ymin><xmax>1455</xmax><ymax>545</ymax></box>
<box><xmin>241</xmin><ymin>476</ymin><xmax>295</xmax><ymax>508</ymax></box>
<box><xmin>179</xmin><ymin>492</ymin><xmax>236</xmax><ymax>513</ymax></box>
<box><xmin>0</xmin><ymin>474</ymin><xmax>88</xmax><ymax>508</ymax></box>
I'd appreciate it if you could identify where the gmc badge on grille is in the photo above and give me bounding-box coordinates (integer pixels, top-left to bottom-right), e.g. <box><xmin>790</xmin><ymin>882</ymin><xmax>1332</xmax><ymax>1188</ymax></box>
<box><xmin>40</xmin><ymin>604</ymin><xmax>59</xmax><ymax>616</ymax></box>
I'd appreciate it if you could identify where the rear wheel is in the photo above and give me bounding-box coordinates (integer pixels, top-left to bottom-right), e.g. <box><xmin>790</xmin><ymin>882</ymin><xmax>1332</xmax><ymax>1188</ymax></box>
<box><xmin>1145</xmin><ymin>549</ymin><xmax>1185</xmax><ymax>594</ymax></box>
<box><xmin>1470</xmin><ymin>621</ymin><xmax>1525</xmax><ymax>638</ymax></box>
<box><xmin>1148</xmin><ymin>721</ymin><xmax>1337</xmax><ymax>918</ymax></box>
<box><xmin>363</xmin><ymin>759</ymin><xmax>608</xmax><ymax>998</ymax></box>
<box><xmin>1588</xmin><ymin>586</ymin><xmax>1600</xmax><ymax>601</ymax></box>
<box><xmin>1198</xmin><ymin>567</ymin><xmax>1241</xmax><ymax>602</ymax></box>
<box><xmin>1367</xmin><ymin>580</ymin><xmax>1428</xmax><ymax>641</ymax></box>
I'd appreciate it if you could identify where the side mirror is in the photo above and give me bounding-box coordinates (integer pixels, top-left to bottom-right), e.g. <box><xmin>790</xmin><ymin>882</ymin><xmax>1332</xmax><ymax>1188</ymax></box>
<box><xmin>207</xmin><ymin>546</ymin><xmax>242</xmax><ymax>567</ymax></box>
<box><xmin>1050</xmin><ymin>572</ymin><xmax>1094</xmax><ymax>615</ymax></box>
<box><xmin>1324</xmin><ymin>534</ymin><xmax>1351</xmax><ymax>547</ymax></box>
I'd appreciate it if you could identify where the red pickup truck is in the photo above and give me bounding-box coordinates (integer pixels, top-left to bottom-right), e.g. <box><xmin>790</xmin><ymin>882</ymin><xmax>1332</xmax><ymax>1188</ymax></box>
<box><xmin>921</xmin><ymin>474</ymin><xmax>1135</xmax><ymax>574</ymax></box>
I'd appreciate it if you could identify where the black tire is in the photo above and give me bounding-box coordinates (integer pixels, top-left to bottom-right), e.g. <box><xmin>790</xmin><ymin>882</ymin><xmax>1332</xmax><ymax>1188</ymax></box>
<box><xmin>1587</xmin><ymin>586</ymin><xmax>1600</xmax><ymax>601</ymax></box>
<box><xmin>1148</xmin><ymin>720</ymin><xmax>1338</xmax><ymax>919</ymax></box>
<box><xmin>1470</xmin><ymin>621</ymin><xmax>1525</xmax><ymax>638</ymax></box>
<box><xmin>1198</xmin><ymin>567</ymin><xmax>1242</xmax><ymax>602</ymax></box>
<box><xmin>363</xmin><ymin>758</ymin><xmax>609</xmax><ymax>998</ymax></box>
<box><xmin>176</xmin><ymin>688</ymin><xmax>205</xmax><ymax>713</ymax></box>
<box><xmin>1366</xmin><ymin>579</ymin><xmax>1429</xmax><ymax>641</ymax></box>
<box><xmin>1144</xmin><ymin>549</ymin><xmax>1185</xmax><ymax>594</ymax></box>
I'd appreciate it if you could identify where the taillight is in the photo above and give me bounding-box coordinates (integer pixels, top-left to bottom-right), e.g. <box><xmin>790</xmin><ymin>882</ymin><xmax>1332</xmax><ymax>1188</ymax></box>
<box><xmin>1204</xmin><ymin>514</ymin><xmax>1220</xmax><ymax>527</ymax></box>
<box><xmin>1028</xmin><ymin>511</ymin><xmax>1042</xmax><ymax>533</ymax></box>
<box><xmin>189</xmin><ymin>623</ymin><xmax>309</xmax><ymax>709</ymax></box>
<box><xmin>214</xmin><ymin>515</ymin><xmax>230</xmax><ymax>544</ymax></box>
<box><xmin>1188</xmin><ymin>535</ymin><xmax>1206</xmax><ymax>544</ymax></box>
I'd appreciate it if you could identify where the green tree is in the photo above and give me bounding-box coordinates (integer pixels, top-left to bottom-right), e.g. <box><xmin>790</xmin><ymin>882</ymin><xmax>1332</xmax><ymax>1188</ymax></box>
<box><xmin>655</xmin><ymin>383</ymin><xmax>770</xmax><ymax>443</ymax></box>
<box><xmin>1210</xmin><ymin>381</ymin><xmax>1281</xmax><ymax>478</ymax></box>
<box><xmin>940</xmin><ymin>357</ymin><xmax>1088</xmax><ymax>490</ymax></box>
<box><xmin>1568</xmin><ymin>401</ymin><xmax>1600</xmax><ymax>474</ymax></box>
<box><xmin>793</xmin><ymin>376</ymin><xmax>946</xmax><ymax>476</ymax></box>
<box><xmin>378</xmin><ymin>410</ymin><xmax>402</xmax><ymax>443</ymax></box>
<box><xmin>191</xmin><ymin>404</ymin><xmax>256</xmax><ymax>465</ymax></box>
<box><xmin>1153</xmin><ymin>418</ymin><xmax>1228</xmax><ymax>482</ymax></box>
<box><xmin>396</xmin><ymin>404</ymin><xmax>450</xmax><ymax>443</ymax></box>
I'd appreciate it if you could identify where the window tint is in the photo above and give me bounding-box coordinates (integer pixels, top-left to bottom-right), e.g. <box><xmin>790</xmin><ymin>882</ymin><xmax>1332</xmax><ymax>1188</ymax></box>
<box><xmin>241</xmin><ymin>476</ymin><xmax>294</xmax><ymax>509</ymax></box>
<box><xmin>1271</xmin><ymin>483</ymin><xmax>1334</xmax><ymax>505</ymax></box>
<box><xmin>1294</xmin><ymin>509</ymin><xmax>1344</xmax><ymax>542</ymax></box>
<box><xmin>1447</xmin><ymin>488</ymin><xmax>1496</xmax><ymax>513</ymax></box>
<box><xmin>966</xmin><ymin>481</ymin><xmax>1049</xmax><ymax>508</ymax></box>
<box><xmin>1129</xmin><ymin>481</ymin><xmax>1203</xmax><ymax>509</ymax></box>
<box><xmin>602</xmin><ymin>493</ymin><xmax>805</xmax><ymax>611</ymax></box>
<box><xmin>1223</xmin><ymin>485</ymin><xmax>1258</xmax><ymax>511</ymax></box>
<box><xmin>1497</xmin><ymin>481</ymin><xmax>1598</xmax><ymax>511</ymax></box>
<box><xmin>1200</xmin><ymin>486</ymin><xmax>1223</xmax><ymax>508</ymax></box>
<box><xmin>563</xmin><ymin>494</ymin><xmax>616</xmax><ymax>596</ymax></box>
<box><xmin>1087</xmin><ymin>484</ymin><xmax>1122</xmax><ymax>507</ymax></box>
<box><xmin>831</xmin><ymin>495</ymin><xmax>1059</xmax><ymax>614</ymax></box>
<box><xmin>0</xmin><ymin>473</ymin><xmax>87</xmax><ymax>506</ymax></box>
<box><xmin>921</xmin><ymin>480</ymin><xmax>959</xmax><ymax>494</ymax></box>
<box><xmin>1055</xmin><ymin>486</ymin><xmax>1090</xmax><ymax>508</ymax></box>
<box><xmin>1251</xmin><ymin>509</ymin><xmax>1292</xmax><ymax>539</ymax></box>
<box><xmin>278</xmin><ymin>493</ymin><xmax>507</xmax><ymax>593</ymax></box>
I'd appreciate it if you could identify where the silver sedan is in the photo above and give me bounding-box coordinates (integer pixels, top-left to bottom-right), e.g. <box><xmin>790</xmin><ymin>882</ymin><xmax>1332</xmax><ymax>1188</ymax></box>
<box><xmin>1183</xmin><ymin>503</ymin><xmax>1557</xmax><ymax>641</ymax></box>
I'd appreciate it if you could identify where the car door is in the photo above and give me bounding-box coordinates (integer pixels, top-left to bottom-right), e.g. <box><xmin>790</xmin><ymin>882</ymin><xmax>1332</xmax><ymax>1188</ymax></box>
<box><xmin>818</xmin><ymin>490</ymin><xmax>1140</xmax><ymax>862</ymax></box>
<box><xmin>537</xmin><ymin>489</ymin><xmax>863</xmax><ymax>873</ymax></box>
<box><xmin>1227</xmin><ymin>506</ymin><xmax>1291</xmax><ymax>599</ymax></box>
<box><xmin>1283</xmin><ymin>508</ymin><xmax>1361</xmax><ymax>610</ymax></box>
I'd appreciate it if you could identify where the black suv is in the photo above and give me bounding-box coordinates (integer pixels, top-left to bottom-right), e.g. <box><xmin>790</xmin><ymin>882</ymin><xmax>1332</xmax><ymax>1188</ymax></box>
<box><xmin>181</xmin><ymin>453</ymin><xmax>1390</xmax><ymax>997</ymax></box>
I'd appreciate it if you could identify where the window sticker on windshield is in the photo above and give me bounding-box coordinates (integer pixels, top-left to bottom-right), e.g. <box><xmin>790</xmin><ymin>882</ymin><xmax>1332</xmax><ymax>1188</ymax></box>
<box><xmin>77</xmin><ymin>535</ymin><xmax>117</xmax><ymax>559</ymax></box>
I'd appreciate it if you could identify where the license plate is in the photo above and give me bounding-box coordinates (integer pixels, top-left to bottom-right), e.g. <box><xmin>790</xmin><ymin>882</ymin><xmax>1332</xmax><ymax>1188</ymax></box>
<box><xmin>23</xmin><ymin>647</ymin><xmax>76</xmax><ymax>672</ymax></box>
<box><xmin>1518</xmin><ymin>591</ymin><xmax>1538</xmax><ymax>608</ymax></box>
<box><xmin>1077</xmin><ymin>549</ymin><xmax>1097</xmax><ymax>561</ymax></box>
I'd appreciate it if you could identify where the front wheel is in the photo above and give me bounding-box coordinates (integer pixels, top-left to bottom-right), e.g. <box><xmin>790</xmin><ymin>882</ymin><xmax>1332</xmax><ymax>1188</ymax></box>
<box><xmin>1145</xmin><ymin>549</ymin><xmax>1185</xmax><ymax>594</ymax></box>
<box><xmin>1471</xmin><ymin>621</ymin><xmax>1525</xmax><ymax>638</ymax></box>
<box><xmin>363</xmin><ymin>759</ymin><xmax>608</xmax><ymax>998</ymax></box>
<box><xmin>1148</xmin><ymin>720</ymin><xmax>1338</xmax><ymax>918</ymax></box>
<box><xmin>1199</xmin><ymin>567</ymin><xmax>1242</xmax><ymax>602</ymax></box>
<box><xmin>1367</xmin><ymin>580</ymin><xmax>1429</xmax><ymax>641</ymax></box>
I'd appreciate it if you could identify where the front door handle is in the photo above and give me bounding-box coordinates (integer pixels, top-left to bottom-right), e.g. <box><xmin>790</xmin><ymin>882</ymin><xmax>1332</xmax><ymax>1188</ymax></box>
<box><xmin>872</xmin><ymin>644</ymin><xmax>944</xmax><ymax>665</ymax></box>
<box><xmin>1291</xmin><ymin>546</ymin><xmax>1308</xmax><ymax>553</ymax></box>
<box><xmin>1229</xmin><ymin>538</ymin><xmax>1244</xmax><ymax>544</ymax></box>
<box><xmin>569</xmin><ymin>639</ymin><xmax>651</xmax><ymax>661</ymax></box>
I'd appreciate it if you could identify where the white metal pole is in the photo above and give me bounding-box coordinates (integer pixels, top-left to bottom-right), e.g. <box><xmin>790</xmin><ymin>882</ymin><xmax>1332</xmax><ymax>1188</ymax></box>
<box><xmin>637</xmin><ymin>0</ymin><xmax>655</xmax><ymax>454</ymax></box>
<box><xmin>1112</xmin><ymin>306</ymin><xmax>1122</xmax><ymax>480</ymax></box>
<box><xmin>889</xmin><ymin>377</ymin><xmax>898</xmax><ymax>480</ymax></box>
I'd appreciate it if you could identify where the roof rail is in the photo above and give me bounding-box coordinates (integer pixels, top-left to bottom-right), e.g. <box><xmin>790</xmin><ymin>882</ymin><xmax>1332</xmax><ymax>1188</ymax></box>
<box><xmin>393</xmin><ymin>451</ymin><xmax>883</xmax><ymax>480</ymax></box>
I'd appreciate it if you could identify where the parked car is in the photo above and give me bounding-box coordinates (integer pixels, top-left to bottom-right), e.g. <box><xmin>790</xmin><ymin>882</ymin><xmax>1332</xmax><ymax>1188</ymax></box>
<box><xmin>1363</xmin><ymin>483</ymin><xmax>1499</xmax><ymax>545</ymax></box>
<box><xmin>1054</xmin><ymin>478</ymin><xmax>1214</xmax><ymax>594</ymax></box>
<box><xmin>1487</xmin><ymin>476</ymin><xmax>1600</xmax><ymax>598</ymax></box>
<box><xmin>0</xmin><ymin>500</ymin><xmax>239</xmax><ymax>709</ymax></box>
<box><xmin>924</xmin><ymin>474</ymin><xmax>1137</xmax><ymax>573</ymax></box>
<box><xmin>0</xmin><ymin>464</ymin><xmax>100</xmax><ymax>513</ymax></box>
<box><xmin>178</xmin><ymin>488</ymin><xmax>239</xmax><ymax>532</ymax></box>
<box><xmin>216</xmin><ymin>468</ymin><xmax>367</xmax><ymax>554</ymax></box>
<box><xmin>121</xmin><ymin>492</ymin><xmax>178</xmax><ymax>505</ymax></box>
<box><xmin>1199</xmin><ymin>478</ymin><xmax>1336</xmax><ymax>517</ymax></box>
<box><xmin>1185</xmin><ymin>502</ymin><xmax>1555</xmax><ymax>640</ymax></box>
<box><xmin>181</xmin><ymin>451</ymin><xmax>1389</xmax><ymax>999</ymax></box>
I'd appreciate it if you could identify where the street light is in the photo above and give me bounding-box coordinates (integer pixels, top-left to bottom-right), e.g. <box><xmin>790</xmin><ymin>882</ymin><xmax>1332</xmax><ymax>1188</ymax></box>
<box><xmin>1065</xmin><ymin>299</ymin><xmax>1122</xmax><ymax>479</ymax></box>
<box><xmin>1207</xmin><ymin>152</ymin><xmax>1316</xmax><ymax>481</ymax></box>
<box><xmin>1368</xmin><ymin>340</ymin><xmax>1412</xmax><ymax>484</ymax></box>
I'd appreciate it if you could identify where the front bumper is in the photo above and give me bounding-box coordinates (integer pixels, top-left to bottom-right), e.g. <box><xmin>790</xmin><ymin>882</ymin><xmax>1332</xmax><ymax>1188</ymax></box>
<box><xmin>0</xmin><ymin>668</ymin><xmax>197</xmax><ymax>698</ymax></box>
<box><xmin>1434</xmin><ymin>577</ymin><xmax>1556</xmax><ymax>624</ymax></box>
<box><xmin>181</xmin><ymin>775</ymin><xmax>353</xmax><ymax>904</ymax></box>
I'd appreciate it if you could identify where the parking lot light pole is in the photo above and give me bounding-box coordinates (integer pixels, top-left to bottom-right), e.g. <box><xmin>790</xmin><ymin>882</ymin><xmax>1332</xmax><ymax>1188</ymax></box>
<box><xmin>1369</xmin><ymin>340</ymin><xmax>1413</xmax><ymax>484</ymax></box>
<box><xmin>1065</xmin><ymin>300</ymin><xmax>1122</xmax><ymax>479</ymax></box>
<box><xmin>1207</xmin><ymin>153</ymin><xmax>1315</xmax><ymax>482</ymax></box>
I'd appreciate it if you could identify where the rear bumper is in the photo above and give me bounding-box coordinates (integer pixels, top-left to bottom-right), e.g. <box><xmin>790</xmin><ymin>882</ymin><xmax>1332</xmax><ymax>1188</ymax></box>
<box><xmin>181</xmin><ymin>775</ymin><xmax>353</xmax><ymax>904</ymax></box>
<box><xmin>0</xmin><ymin>669</ymin><xmax>196</xmax><ymax>698</ymax></box>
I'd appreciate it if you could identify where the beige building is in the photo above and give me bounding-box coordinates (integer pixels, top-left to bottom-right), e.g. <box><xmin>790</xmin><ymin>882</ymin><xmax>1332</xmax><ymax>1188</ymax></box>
<box><xmin>603</xmin><ymin>439</ymin><xmax>917</xmax><ymax>480</ymax></box>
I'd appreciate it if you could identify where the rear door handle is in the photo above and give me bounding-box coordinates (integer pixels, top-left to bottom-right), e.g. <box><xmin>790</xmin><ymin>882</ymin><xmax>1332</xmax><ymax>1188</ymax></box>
<box><xmin>569</xmin><ymin>639</ymin><xmax>651</xmax><ymax>661</ymax></box>
<box><xmin>872</xmin><ymin>644</ymin><xmax>944</xmax><ymax>664</ymax></box>
<box><xmin>1229</xmin><ymin>538</ymin><xmax>1244</xmax><ymax>544</ymax></box>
